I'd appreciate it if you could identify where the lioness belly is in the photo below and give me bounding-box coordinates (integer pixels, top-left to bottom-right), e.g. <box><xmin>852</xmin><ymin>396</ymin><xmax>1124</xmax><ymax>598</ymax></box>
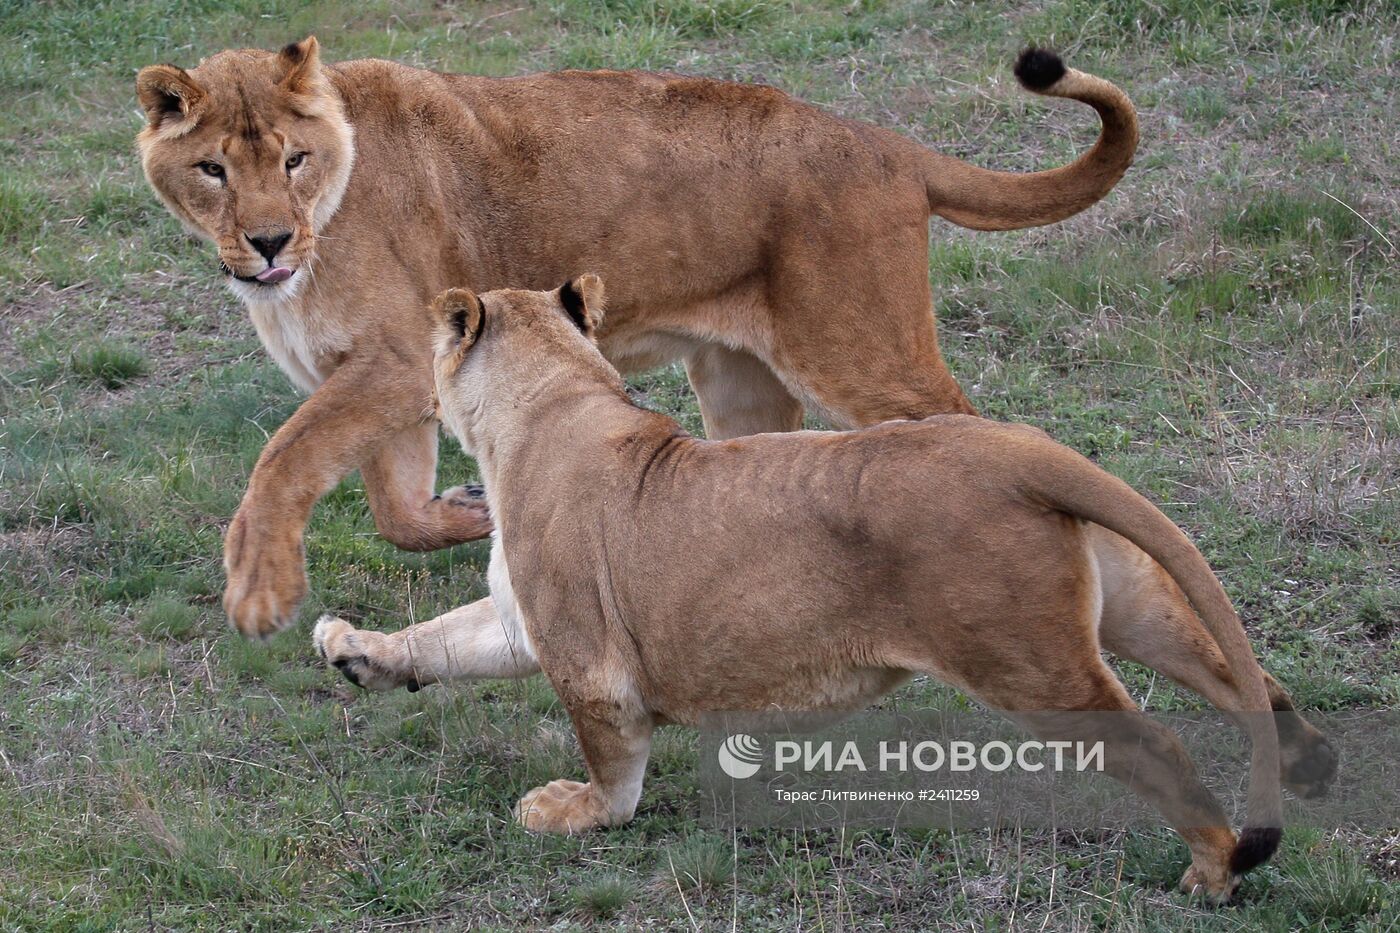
<box><xmin>654</xmin><ymin>666</ymin><xmax>914</xmax><ymax>727</ymax></box>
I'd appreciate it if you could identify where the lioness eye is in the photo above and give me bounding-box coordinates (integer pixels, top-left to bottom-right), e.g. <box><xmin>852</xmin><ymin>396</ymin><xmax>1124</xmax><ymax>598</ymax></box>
<box><xmin>198</xmin><ymin>161</ymin><xmax>224</xmax><ymax>178</ymax></box>
<box><xmin>285</xmin><ymin>152</ymin><xmax>306</xmax><ymax>171</ymax></box>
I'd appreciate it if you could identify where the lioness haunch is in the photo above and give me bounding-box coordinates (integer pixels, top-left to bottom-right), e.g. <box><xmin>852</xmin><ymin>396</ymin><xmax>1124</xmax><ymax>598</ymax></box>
<box><xmin>324</xmin><ymin>279</ymin><xmax>1314</xmax><ymax>902</ymax></box>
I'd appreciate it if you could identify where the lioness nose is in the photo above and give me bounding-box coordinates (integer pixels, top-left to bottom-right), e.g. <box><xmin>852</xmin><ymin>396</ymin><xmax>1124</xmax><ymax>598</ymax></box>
<box><xmin>246</xmin><ymin>230</ymin><xmax>292</xmax><ymax>263</ymax></box>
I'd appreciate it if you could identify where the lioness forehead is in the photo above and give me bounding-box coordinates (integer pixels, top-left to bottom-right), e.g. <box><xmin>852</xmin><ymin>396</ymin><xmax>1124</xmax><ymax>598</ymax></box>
<box><xmin>488</xmin><ymin>288</ymin><xmax>560</xmax><ymax>307</ymax></box>
<box><xmin>191</xmin><ymin>49</ymin><xmax>278</xmax><ymax>89</ymax></box>
<box><xmin>186</xmin><ymin>50</ymin><xmax>305</xmax><ymax>133</ymax></box>
<box><xmin>482</xmin><ymin>289</ymin><xmax>568</xmax><ymax>323</ymax></box>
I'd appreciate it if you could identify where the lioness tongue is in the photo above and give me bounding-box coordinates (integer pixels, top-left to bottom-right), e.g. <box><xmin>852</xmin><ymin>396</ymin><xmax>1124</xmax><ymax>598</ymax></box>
<box><xmin>255</xmin><ymin>267</ymin><xmax>294</xmax><ymax>284</ymax></box>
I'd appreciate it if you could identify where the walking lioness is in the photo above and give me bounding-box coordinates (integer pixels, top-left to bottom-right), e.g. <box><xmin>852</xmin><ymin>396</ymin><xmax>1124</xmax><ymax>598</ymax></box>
<box><xmin>136</xmin><ymin>38</ymin><xmax>1151</xmax><ymax>639</ymax></box>
<box><xmin>318</xmin><ymin>280</ymin><xmax>1328</xmax><ymax>901</ymax></box>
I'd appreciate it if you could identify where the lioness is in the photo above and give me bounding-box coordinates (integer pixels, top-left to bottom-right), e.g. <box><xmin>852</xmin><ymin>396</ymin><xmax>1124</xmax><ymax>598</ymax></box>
<box><xmin>136</xmin><ymin>38</ymin><xmax>1157</xmax><ymax>638</ymax></box>
<box><xmin>326</xmin><ymin>278</ymin><xmax>1299</xmax><ymax>901</ymax></box>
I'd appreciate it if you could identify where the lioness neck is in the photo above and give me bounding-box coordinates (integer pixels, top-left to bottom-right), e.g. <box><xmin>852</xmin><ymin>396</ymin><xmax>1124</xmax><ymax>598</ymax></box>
<box><xmin>475</xmin><ymin>374</ymin><xmax>679</xmax><ymax>509</ymax></box>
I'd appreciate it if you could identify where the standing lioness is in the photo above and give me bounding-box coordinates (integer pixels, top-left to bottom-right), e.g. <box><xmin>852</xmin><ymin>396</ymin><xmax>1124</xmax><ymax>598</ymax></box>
<box><xmin>136</xmin><ymin>38</ymin><xmax>1149</xmax><ymax>638</ymax></box>
<box><xmin>330</xmin><ymin>279</ymin><xmax>1297</xmax><ymax>901</ymax></box>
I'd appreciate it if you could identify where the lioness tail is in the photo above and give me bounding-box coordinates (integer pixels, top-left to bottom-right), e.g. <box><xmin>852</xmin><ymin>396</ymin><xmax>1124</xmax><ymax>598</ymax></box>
<box><xmin>920</xmin><ymin>48</ymin><xmax>1139</xmax><ymax>231</ymax></box>
<box><xmin>1014</xmin><ymin>430</ymin><xmax>1283</xmax><ymax>873</ymax></box>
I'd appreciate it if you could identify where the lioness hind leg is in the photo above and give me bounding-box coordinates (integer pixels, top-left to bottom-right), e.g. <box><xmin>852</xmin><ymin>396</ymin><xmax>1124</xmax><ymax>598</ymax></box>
<box><xmin>762</xmin><ymin>226</ymin><xmax>977</xmax><ymax>426</ymax></box>
<box><xmin>516</xmin><ymin>707</ymin><xmax>654</xmax><ymax>835</ymax></box>
<box><xmin>313</xmin><ymin>597</ymin><xmax>539</xmax><ymax>692</ymax></box>
<box><xmin>972</xmin><ymin>665</ymin><xmax>1240</xmax><ymax>902</ymax></box>
<box><xmin>1091</xmin><ymin>526</ymin><xmax>1338</xmax><ymax>798</ymax></box>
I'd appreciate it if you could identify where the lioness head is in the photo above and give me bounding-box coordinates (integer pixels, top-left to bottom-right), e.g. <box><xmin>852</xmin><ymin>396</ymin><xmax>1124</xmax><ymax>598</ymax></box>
<box><xmin>135</xmin><ymin>37</ymin><xmax>354</xmax><ymax>302</ymax></box>
<box><xmin>430</xmin><ymin>277</ymin><xmax>608</xmax><ymax>454</ymax></box>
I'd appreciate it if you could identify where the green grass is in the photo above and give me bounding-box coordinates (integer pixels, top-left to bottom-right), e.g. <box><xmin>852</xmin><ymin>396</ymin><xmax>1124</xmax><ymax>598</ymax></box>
<box><xmin>665</xmin><ymin>833</ymin><xmax>736</xmax><ymax>892</ymax></box>
<box><xmin>570</xmin><ymin>872</ymin><xmax>640</xmax><ymax>920</ymax></box>
<box><xmin>2</xmin><ymin>0</ymin><xmax>1397</xmax><ymax>928</ymax></box>
<box><xmin>67</xmin><ymin>344</ymin><xmax>150</xmax><ymax>389</ymax></box>
<box><xmin>0</xmin><ymin>176</ymin><xmax>48</xmax><ymax>245</ymax></box>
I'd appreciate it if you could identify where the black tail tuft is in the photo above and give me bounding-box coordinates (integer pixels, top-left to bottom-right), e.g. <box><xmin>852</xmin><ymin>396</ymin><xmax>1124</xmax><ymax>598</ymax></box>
<box><xmin>1013</xmin><ymin>47</ymin><xmax>1067</xmax><ymax>91</ymax></box>
<box><xmin>1229</xmin><ymin>827</ymin><xmax>1283</xmax><ymax>875</ymax></box>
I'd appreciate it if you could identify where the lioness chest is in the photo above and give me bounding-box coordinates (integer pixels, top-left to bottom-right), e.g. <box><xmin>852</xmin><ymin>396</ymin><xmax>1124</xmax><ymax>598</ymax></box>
<box><xmin>241</xmin><ymin>292</ymin><xmax>350</xmax><ymax>392</ymax></box>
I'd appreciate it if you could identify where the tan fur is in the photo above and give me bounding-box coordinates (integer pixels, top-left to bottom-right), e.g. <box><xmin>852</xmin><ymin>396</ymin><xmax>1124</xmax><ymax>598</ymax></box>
<box><xmin>137</xmin><ymin>39</ymin><xmax>1138</xmax><ymax>638</ymax></box>
<box><xmin>329</xmin><ymin>281</ymin><xmax>1315</xmax><ymax>901</ymax></box>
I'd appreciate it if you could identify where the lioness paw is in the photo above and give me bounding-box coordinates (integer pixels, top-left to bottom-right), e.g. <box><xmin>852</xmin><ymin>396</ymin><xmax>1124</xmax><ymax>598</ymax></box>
<box><xmin>223</xmin><ymin>509</ymin><xmax>308</xmax><ymax>639</ymax></box>
<box><xmin>1178</xmin><ymin>863</ymin><xmax>1240</xmax><ymax>905</ymax></box>
<box><xmin>313</xmin><ymin>615</ymin><xmax>420</xmax><ymax>692</ymax></box>
<box><xmin>440</xmin><ymin>483</ymin><xmax>487</xmax><ymax>502</ymax></box>
<box><xmin>436</xmin><ymin>485</ymin><xmax>494</xmax><ymax>541</ymax></box>
<box><xmin>514</xmin><ymin>780</ymin><xmax>609</xmax><ymax>834</ymax></box>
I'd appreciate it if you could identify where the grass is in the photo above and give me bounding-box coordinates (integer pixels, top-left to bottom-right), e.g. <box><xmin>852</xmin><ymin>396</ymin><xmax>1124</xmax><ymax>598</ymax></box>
<box><xmin>570</xmin><ymin>872</ymin><xmax>639</xmax><ymax>920</ymax></box>
<box><xmin>1</xmin><ymin>0</ymin><xmax>1397</xmax><ymax>928</ymax></box>
<box><xmin>67</xmin><ymin>344</ymin><xmax>150</xmax><ymax>389</ymax></box>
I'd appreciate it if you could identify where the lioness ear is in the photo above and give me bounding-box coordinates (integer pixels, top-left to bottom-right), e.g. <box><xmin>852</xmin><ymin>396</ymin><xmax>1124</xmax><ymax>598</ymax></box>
<box><xmin>136</xmin><ymin>65</ymin><xmax>206</xmax><ymax>130</ymax></box>
<box><xmin>558</xmin><ymin>274</ymin><xmax>605</xmax><ymax>337</ymax></box>
<box><xmin>431</xmin><ymin>287</ymin><xmax>486</xmax><ymax>352</ymax></box>
<box><xmin>278</xmin><ymin>36</ymin><xmax>325</xmax><ymax>95</ymax></box>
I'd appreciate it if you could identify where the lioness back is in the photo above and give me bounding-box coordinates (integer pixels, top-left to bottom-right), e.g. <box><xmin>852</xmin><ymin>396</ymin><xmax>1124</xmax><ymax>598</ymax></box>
<box><xmin>495</xmin><ymin>415</ymin><xmax>1079</xmax><ymax>711</ymax></box>
<box><xmin>326</xmin><ymin>60</ymin><xmax>925</xmax><ymax>308</ymax></box>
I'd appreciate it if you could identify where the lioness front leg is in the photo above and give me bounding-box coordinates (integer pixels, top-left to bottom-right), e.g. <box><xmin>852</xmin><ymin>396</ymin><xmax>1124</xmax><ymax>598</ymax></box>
<box><xmin>362</xmin><ymin>421</ymin><xmax>492</xmax><ymax>551</ymax></box>
<box><xmin>516</xmin><ymin>704</ymin><xmax>654</xmax><ymax>835</ymax></box>
<box><xmin>313</xmin><ymin>597</ymin><xmax>539</xmax><ymax>691</ymax></box>
<box><xmin>225</xmin><ymin>362</ymin><xmax>438</xmax><ymax>638</ymax></box>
